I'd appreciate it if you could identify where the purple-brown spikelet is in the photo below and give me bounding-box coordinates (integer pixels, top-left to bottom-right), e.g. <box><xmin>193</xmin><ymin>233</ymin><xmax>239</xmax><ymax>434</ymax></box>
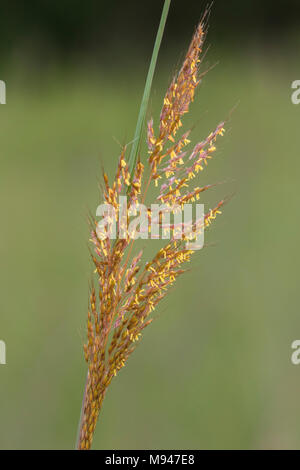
<box><xmin>77</xmin><ymin>17</ymin><xmax>226</xmax><ymax>450</ymax></box>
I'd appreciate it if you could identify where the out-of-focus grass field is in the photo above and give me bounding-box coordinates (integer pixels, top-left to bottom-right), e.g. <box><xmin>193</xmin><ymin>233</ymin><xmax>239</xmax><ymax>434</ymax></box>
<box><xmin>1</xmin><ymin>45</ymin><xmax>300</xmax><ymax>449</ymax></box>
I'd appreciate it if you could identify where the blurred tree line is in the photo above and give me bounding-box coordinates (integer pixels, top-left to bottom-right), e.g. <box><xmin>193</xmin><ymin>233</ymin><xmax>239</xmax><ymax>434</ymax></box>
<box><xmin>0</xmin><ymin>0</ymin><xmax>299</xmax><ymax>63</ymax></box>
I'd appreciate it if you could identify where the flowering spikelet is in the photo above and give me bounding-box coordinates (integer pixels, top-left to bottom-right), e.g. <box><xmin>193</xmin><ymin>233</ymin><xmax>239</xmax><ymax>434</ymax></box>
<box><xmin>148</xmin><ymin>20</ymin><xmax>207</xmax><ymax>181</ymax></box>
<box><xmin>77</xmin><ymin>15</ymin><xmax>227</xmax><ymax>450</ymax></box>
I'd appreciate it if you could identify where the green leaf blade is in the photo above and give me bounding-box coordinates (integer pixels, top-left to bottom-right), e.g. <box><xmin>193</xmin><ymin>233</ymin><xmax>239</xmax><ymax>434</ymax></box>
<box><xmin>128</xmin><ymin>0</ymin><xmax>171</xmax><ymax>180</ymax></box>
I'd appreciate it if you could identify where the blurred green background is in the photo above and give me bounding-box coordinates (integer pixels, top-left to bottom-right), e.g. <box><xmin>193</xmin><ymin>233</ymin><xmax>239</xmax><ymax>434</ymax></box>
<box><xmin>1</xmin><ymin>0</ymin><xmax>300</xmax><ymax>450</ymax></box>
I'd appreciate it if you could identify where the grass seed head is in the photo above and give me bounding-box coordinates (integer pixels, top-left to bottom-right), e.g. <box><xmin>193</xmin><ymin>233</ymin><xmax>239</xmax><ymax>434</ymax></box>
<box><xmin>77</xmin><ymin>13</ymin><xmax>227</xmax><ymax>450</ymax></box>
